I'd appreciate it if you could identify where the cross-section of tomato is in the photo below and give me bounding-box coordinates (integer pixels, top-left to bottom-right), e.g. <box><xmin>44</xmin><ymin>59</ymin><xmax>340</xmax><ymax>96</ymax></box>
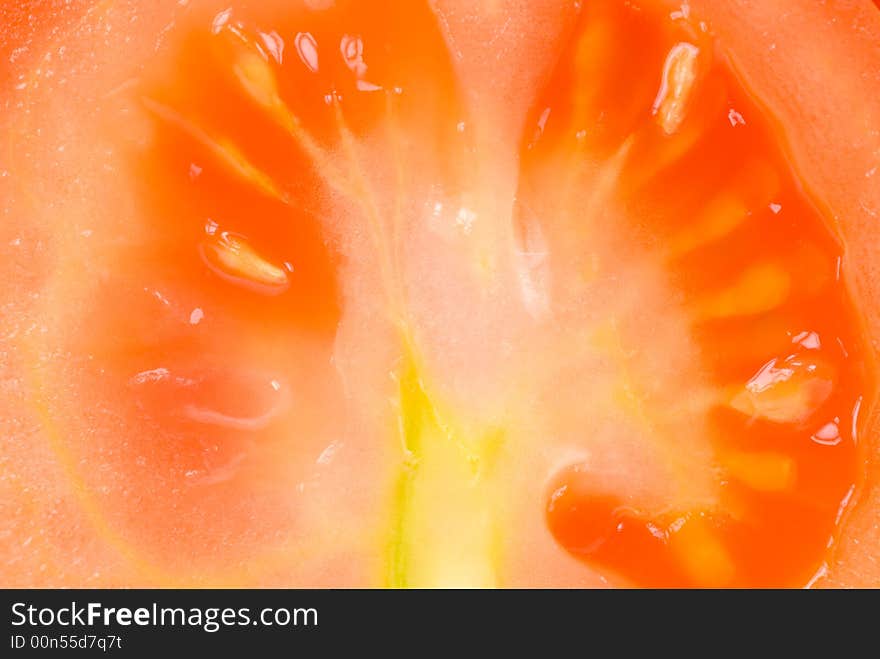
<box><xmin>1</xmin><ymin>0</ymin><xmax>879</xmax><ymax>588</ymax></box>
<box><xmin>2</xmin><ymin>0</ymin><xmax>471</xmax><ymax>587</ymax></box>
<box><xmin>514</xmin><ymin>0</ymin><xmax>872</xmax><ymax>587</ymax></box>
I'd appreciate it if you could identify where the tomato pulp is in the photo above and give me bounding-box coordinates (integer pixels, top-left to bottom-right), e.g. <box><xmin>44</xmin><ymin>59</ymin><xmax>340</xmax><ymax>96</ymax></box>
<box><xmin>519</xmin><ymin>0</ymin><xmax>870</xmax><ymax>587</ymax></box>
<box><xmin>1</xmin><ymin>0</ymin><xmax>879</xmax><ymax>587</ymax></box>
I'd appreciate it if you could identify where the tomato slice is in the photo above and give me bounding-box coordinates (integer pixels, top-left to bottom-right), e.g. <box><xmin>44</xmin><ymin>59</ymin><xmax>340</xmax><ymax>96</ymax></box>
<box><xmin>1</xmin><ymin>0</ymin><xmax>879</xmax><ymax>587</ymax></box>
<box><xmin>685</xmin><ymin>0</ymin><xmax>880</xmax><ymax>588</ymax></box>
<box><xmin>0</xmin><ymin>0</ymin><xmax>464</xmax><ymax>587</ymax></box>
<box><xmin>517</xmin><ymin>0</ymin><xmax>871</xmax><ymax>587</ymax></box>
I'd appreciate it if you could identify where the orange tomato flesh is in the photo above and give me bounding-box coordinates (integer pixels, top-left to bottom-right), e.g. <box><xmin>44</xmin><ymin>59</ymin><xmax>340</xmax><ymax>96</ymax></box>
<box><xmin>5</xmin><ymin>0</ymin><xmax>875</xmax><ymax>587</ymax></box>
<box><xmin>533</xmin><ymin>0</ymin><xmax>870</xmax><ymax>587</ymax></box>
<box><xmin>43</xmin><ymin>0</ymin><xmax>469</xmax><ymax>583</ymax></box>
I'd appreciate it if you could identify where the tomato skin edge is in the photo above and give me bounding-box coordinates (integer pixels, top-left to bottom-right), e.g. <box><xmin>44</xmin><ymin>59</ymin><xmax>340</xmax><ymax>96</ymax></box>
<box><xmin>688</xmin><ymin>0</ymin><xmax>880</xmax><ymax>586</ymax></box>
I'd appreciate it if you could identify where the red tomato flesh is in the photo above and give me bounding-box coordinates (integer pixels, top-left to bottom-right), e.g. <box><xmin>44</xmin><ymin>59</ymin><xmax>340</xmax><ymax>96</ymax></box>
<box><xmin>531</xmin><ymin>0</ymin><xmax>870</xmax><ymax>587</ymax></box>
<box><xmin>1</xmin><ymin>0</ymin><xmax>878</xmax><ymax>588</ymax></box>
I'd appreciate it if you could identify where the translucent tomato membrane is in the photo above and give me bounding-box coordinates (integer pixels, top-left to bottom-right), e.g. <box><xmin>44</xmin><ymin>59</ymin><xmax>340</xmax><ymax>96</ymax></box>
<box><xmin>42</xmin><ymin>0</ymin><xmax>872</xmax><ymax>585</ymax></box>
<box><xmin>60</xmin><ymin>0</ymin><xmax>463</xmax><ymax>572</ymax></box>
<box><xmin>539</xmin><ymin>1</ymin><xmax>871</xmax><ymax>587</ymax></box>
<box><xmin>125</xmin><ymin>0</ymin><xmax>462</xmax><ymax>331</ymax></box>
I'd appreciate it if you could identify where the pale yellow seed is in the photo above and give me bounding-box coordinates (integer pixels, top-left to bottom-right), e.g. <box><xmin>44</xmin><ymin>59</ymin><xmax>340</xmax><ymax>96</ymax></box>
<box><xmin>212</xmin><ymin>138</ymin><xmax>288</xmax><ymax>202</ymax></box>
<box><xmin>234</xmin><ymin>52</ymin><xmax>280</xmax><ymax>111</ymax></box>
<box><xmin>668</xmin><ymin>516</ymin><xmax>736</xmax><ymax>587</ymax></box>
<box><xmin>668</xmin><ymin>194</ymin><xmax>750</xmax><ymax>258</ymax></box>
<box><xmin>668</xmin><ymin>161</ymin><xmax>780</xmax><ymax>259</ymax></box>
<box><xmin>228</xmin><ymin>49</ymin><xmax>359</xmax><ymax>201</ymax></box>
<box><xmin>142</xmin><ymin>98</ymin><xmax>287</xmax><ymax>202</ymax></box>
<box><xmin>573</xmin><ymin>21</ymin><xmax>613</xmax><ymax>127</ymax></box>
<box><xmin>729</xmin><ymin>355</ymin><xmax>835</xmax><ymax>424</ymax></box>
<box><xmin>233</xmin><ymin>51</ymin><xmax>298</xmax><ymax>135</ymax></box>
<box><xmin>698</xmin><ymin>263</ymin><xmax>790</xmax><ymax>319</ymax></box>
<box><xmin>722</xmin><ymin>451</ymin><xmax>797</xmax><ymax>492</ymax></box>
<box><xmin>653</xmin><ymin>42</ymin><xmax>700</xmax><ymax>135</ymax></box>
<box><xmin>200</xmin><ymin>232</ymin><xmax>289</xmax><ymax>294</ymax></box>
